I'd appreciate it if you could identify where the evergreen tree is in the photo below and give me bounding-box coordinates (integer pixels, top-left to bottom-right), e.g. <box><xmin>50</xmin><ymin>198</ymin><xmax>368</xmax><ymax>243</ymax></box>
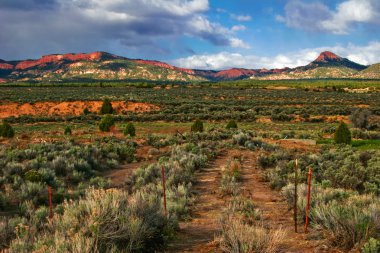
<box><xmin>99</xmin><ymin>115</ymin><xmax>115</xmax><ymax>132</ymax></box>
<box><xmin>100</xmin><ymin>98</ymin><xmax>113</xmax><ymax>114</ymax></box>
<box><xmin>64</xmin><ymin>126</ymin><xmax>72</xmax><ymax>135</ymax></box>
<box><xmin>191</xmin><ymin>119</ymin><xmax>204</xmax><ymax>132</ymax></box>
<box><xmin>124</xmin><ymin>122</ymin><xmax>136</xmax><ymax>137</ymax></box>
<box><xmin>226</xmin><ymin>120</ymin><xmax>238</xmax><ymax>129</ymax></box>
<box><xmin>83</xmin><ymin>107</ymin><xmax>90</xmax><ymax>115</ymax></box>
<box><xmin>334</xmin><ymin>122</ymin><xmax>351</xmax><ymax>144</ymax></box>
<box><xmin>0</xmin><ymin>122</ymin><xmax>15</xmax><ymax>138</ymax></box>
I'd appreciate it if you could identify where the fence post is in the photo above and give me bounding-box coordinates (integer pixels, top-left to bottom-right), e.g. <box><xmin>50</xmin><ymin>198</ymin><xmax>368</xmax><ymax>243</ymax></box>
<box><xmin>304</xmin><ymin>168</ymin><xmax>312</xmax><ymax>233</ymax></box>
<box><xmin>161</xmin><ymin>165</ymin><xmax>167</xmax><ymax>216</ymax></box>
<box><xmin>294</xmin><ymin>159</ymin><xmax>298</xmax><ymax>233</ymax></box>
<box><xmin>48</xmin><ymin>186</ymin><xmax>53</xmax><ymax>219</ymax></box>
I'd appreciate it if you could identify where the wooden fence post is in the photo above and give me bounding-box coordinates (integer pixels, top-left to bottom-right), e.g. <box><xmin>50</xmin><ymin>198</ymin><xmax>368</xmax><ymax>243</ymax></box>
<box><xmin>161</xmin><ymin>165</ymin><xmax>167</xmax><ymax>216</ymax></box>
<box><xmin>48</xmin><ymin>186</ymin><xmax>53</xmax><ymax>219</ymax></box>
<box><xmin>304</xmin><ymin>168</ymin><xmax>312</xmax><ymax>233</ymax></box>
<box><xmin>294</xmin><ymin>159</ymin><xmax>298</xmax><ymax>233</ymax></box>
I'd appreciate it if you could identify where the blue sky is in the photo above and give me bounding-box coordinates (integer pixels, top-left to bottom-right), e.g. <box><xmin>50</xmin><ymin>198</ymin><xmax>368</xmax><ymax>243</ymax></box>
<box><xmin>1</xmin><ymin>0</ymin><xmax>380</xmax><ymax>69</ymax></box>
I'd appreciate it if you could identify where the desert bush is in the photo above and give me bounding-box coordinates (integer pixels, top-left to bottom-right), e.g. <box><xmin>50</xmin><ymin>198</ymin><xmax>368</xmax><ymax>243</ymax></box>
<box><xmin>258</xmin><ymin>154</ymin><xmax>277</xmax><ymax>169</ymax></box>
<box><xmin>312</xmin><ymin>197</ymin><xmax>380</xmax><ymax>250</ymax></box>
<box><xmin>24</xmin><ymin>169</ymin><xmax>43</xmax><ymax>183</ymax></box>
<box><xmin>221</xmin><ymin>160</ymin><xmax>242</xmax><ymax>195</ymax></box>
<box><xmin>227</xmin><ymin>196</ymin><xmax>261</xmax><ymax>223</ymax></box>
<box><xmin>362</xmin><ymin>238</ymin><xmax>380</xmax><ymax>253</ymax></box>
<box><xmin>334</xmin><ymin>122</ymin><xmax>351</xmax><ymax>144</ymax></box>
<box><xmin>124</xmin><ymin>122</ymin><xmax>136</xmax><ymax>137</ymax></box>
<box><xmin>8</xmin><ymin>188</ymin><xmax>175</xmax><ymax>252</ymax></box>
<box><xmin>282</xmin><ymin>184</ymin><xmax>380</xmax><ymax>250</ymax></box>
<box><xmin>219</xmin><ymin>217</ymin><xmax>285</xmax><ymax>253</ymax></box>
<box><xmin>271</xmin><ymin>112</ymin><xmax>293</xmax><ymax>122</ymax></box>
<box><xmin>226</xmin><ymin>120</ymin><xmax>238</xmax><ymax>129</ymax></box>
<box><xmin>191</xmin><ymin>119</ymin><xmax>204</xmax><ymax>132</ymax></box>
<box><xmin>351</xmin><ymin>108</ymin><xmax>371</xmax><ymax>129</ymax></box>
<box><xmin>0</xmin><ymin>122</ymin><xmax>15</xmax><ymax>138</ymax></box>
<box><xmin>100</xmin><ymin>98</ymin><xmax>113</xmax><ymax>114</ymax></box>
<box><xmin>99</xmin><ymin>114</ymin><xmax>115</xmax><ymax>132</ymax></box>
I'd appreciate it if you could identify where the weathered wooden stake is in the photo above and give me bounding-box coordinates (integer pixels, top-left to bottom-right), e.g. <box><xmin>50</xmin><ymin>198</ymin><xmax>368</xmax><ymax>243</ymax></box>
<box><xmin>48</xmin><ymin>186</ymin><xmax>53</xmax><ymax>219</ymax></box>
<box><xmin>304</xmin><ymin>168</ymin><xmax>312</xmax><ymax>233</ymax></box>
<box><xmin>161</xmin><ymin>165</ymin><xmax>167</xmax><ymax>216</ymax></box>
<box><xmin>294</xmin><ymin>159</ymin><xmax>298</xmax><ymax>233</ymax></box>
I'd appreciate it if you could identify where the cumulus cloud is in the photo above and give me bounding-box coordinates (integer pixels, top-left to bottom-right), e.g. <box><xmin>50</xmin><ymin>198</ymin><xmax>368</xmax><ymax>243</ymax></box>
<box><xmin>277</xmin><ymin>0</ymin><xmax>380</xmax><ymax>34</ymax></box>
<box><xmin>173</xmin><ymin>41</ymin><xmax>380</xmax><ymax>70</ymax></box>
<box><xmin>0</xmin><ymin>0</ymin><xmax>249</xmax><ymax>60</ymax></box>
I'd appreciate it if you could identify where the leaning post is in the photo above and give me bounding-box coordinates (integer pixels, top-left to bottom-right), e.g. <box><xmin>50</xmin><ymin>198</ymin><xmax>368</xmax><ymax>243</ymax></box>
<box><xmin>161</xmin><ymin>165</ymin><xmax>167</xmax><ymax>217</ymax></box>
<box><xmin>304</xmin><ymin>168</ymin><xmax>312</xmax><ymax>233</ymax></box>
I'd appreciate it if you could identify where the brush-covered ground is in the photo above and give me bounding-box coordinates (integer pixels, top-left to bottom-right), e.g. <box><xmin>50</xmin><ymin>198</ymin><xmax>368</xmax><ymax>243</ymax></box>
<box><xmin>0</xmin><ymin>84</ymin><xmax>379</xmax><ymax>252</ymax></box>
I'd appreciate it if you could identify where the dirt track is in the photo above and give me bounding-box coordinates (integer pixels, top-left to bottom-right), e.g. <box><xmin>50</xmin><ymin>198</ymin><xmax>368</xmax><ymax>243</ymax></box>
<box><xmin>167</xmin><ymin>149</ymin><xmax>336</xmax><ymax>253</ymax></box>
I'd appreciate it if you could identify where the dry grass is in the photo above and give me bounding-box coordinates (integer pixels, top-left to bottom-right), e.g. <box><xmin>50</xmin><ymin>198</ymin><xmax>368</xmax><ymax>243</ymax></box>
<box><xmin>219</xmin><ymin>217</ymin><xmax>285</xmax><ymax>253</ymax></box>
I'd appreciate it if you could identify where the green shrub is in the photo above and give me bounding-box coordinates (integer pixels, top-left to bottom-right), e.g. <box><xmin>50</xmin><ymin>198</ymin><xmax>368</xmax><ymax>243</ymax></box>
<box><xmin>0</xmin><ymin>122</ymin><xmax>15</xmax><ymax>138</ymax></box>
<box><xmin>99</xmin><ymin>115</ymin><xmax>115</xmax><ymax>132</ymax></box>
<box><xmin>362</xmin><ymin>238</ymin><xmax>380</xmax><ymax>253</ymax></box>
<box><xmin>334</xmin><ymin>122</ymin><xmax>351</xmax><ymax>144</ymax></box>
<box><xmin>64</xmin><ymin>126</ymin><xmax>72</xmax><ymax>135</ymax></box>
<box><xmin>226</xmin><ymin>120</ymin><xmax>238</xmax><ymax>129</ymax></box>
<box><xmin>191</xmin><ymin>119</ymin><xmax>204</xmax><ymax>132</ymax></box>
<box><xmin>123</xmin><ymin>122</ymin><xmax>136</xmax><ymax>137</ymax></box>
<box><xmin>24</xmin><ymin>170</ymin><xmax>43</xmax><ymax>183</ymax></box>
<box><xmin>100</xmin><ymin>98</ymin><xmax>113</xmax><ymax>114</ymax></box>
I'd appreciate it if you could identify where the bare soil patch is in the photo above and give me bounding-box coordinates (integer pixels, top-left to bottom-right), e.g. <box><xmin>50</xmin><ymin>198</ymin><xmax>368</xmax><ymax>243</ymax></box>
<box><xmin>0</xmin><ymin>101</ymin><xmax>159</xmax><ymax>118</ymax></box>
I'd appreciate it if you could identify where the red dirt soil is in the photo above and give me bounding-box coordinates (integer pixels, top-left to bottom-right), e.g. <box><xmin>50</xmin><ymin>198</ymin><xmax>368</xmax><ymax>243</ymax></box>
<box><xmin>0</xmin><ymin>101</ymin><xmax>159</xmax><ymax>118</ymax></box>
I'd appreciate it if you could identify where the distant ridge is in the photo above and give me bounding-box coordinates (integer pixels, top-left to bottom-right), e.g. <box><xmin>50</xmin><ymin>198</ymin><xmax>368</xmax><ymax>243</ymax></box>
<box><xmin>0</xmin><ymin>51</ymin><xmax>377</xmax><ymax>83</ymax></box>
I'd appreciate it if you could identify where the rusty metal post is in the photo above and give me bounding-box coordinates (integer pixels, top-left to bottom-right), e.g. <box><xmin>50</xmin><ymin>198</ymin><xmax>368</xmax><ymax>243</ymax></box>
<box><xmin>161</xmin><ymin>165</ymin><xmax>167</xmax><ymax>216</ymax></box>
<box><xmin>294</xmin><ymin>159</ymin><xmax>298</xmax><ymax>233</ymax></box>
<box><xmin>48</xmin><ymin>186</ymin><xmax>53</xmax><ymax>219</ymax></box>
<box><xmin>305</xmin><ymin>168</ymin><xmax>312</xmax><ymax>233</ymax></box>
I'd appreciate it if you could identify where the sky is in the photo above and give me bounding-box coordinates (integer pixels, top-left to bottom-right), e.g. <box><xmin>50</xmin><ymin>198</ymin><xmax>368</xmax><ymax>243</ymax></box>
<box><xmin>1</xmin><ymin>0</ymin><xmax>380</xmax><ymax>70</ymax></box>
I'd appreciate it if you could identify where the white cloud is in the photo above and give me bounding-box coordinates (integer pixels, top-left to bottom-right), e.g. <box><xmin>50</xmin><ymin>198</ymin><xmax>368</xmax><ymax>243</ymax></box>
<box><xmin>277</xmin><ymin>0</ymin><xmax>380</xmax><ymax>34</ymax></box>
<box><xmin>229</xmin><ymin>38</ymin><xmax>250</xmax><ymax>49</ymax></box>
<box><xmin>231</xmin><ymin>14</ymin><xmax>252</xmax><ymax>22</ymax></box>
<box><xmin>231</xmin><ymin>25</ymin><xmax>246</xmax><ymax>32</ymax></box>
<box><xmin>173</xmin><ymin>41</ymin><xmax>380</xmax><ymax>70</ymax></box>
<box><xmin>321</xmin><ymin>0</ymin><xmax>377</xmax><ymax>34</ymax></box>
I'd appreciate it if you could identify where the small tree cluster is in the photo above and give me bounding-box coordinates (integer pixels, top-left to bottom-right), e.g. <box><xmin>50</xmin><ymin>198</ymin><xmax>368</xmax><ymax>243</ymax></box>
<box><xmin>0</xmin><ymin>122</ymin><xmax>15</xmax><ymax>138</ymax></box>
<box><xmin>99</xmin><ymin>115</ymin><xmax>115</xmax><ymax>132</ymax></box>
<box><xmin>191</xmin><ymin>119</ymin><xmax>204</xmax><ymax>132</ymax></box>
<box><xmin>100</xmin><ymin>98</ymin><xmax>114</xmax><ymax>114</ymax></box>
<box><xmin>334</xmin><ymin>122</ymin><xmax>351</xmax><ymax>144</ymax></box>
<box><xmin>124</xmin><ymin>122</ymin><xmax>136</xmax><ymax>137</ymax></box>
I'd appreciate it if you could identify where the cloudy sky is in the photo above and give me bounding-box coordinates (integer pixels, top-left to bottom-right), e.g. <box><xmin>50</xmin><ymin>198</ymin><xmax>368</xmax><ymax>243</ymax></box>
<box><xmin>1</xmin><ymin>0</ymin><xmax>380</xmax><ymax>69</ymax></box>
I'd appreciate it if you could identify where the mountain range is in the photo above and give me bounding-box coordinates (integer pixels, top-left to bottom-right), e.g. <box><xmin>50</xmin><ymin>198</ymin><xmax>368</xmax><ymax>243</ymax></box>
<box><xmin>0</xmin><ymin>51</ymin><xmax>379</xmax><ymax>83</ymax></box>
